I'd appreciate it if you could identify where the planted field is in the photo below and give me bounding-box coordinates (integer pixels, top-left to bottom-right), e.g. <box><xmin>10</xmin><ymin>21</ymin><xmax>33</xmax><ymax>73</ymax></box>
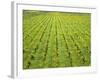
<box><xmin>23</xmin><ymin>10</ymin><xmax>91</xmax><ymax>69</ymax></box>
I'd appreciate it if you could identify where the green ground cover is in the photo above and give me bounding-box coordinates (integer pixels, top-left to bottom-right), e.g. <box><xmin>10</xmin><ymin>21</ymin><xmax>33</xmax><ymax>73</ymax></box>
<box><xmin>23</xmin><ymin>10</ymin><xmax>91</xmax><ymax>69</ymax></box>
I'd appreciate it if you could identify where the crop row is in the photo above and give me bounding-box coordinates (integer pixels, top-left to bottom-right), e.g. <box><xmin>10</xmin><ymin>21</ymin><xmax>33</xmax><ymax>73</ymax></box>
<box><xmin>23</xmin><ymin>11</ymin><xmax>91</xmax><ymax>69</ymax></box>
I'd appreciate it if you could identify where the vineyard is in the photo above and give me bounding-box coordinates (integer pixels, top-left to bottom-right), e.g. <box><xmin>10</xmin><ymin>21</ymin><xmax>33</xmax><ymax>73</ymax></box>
<box><xmin>23</xmin><ymin>10</ymin><xmax>91</xmax><ymax>69</ymax></box>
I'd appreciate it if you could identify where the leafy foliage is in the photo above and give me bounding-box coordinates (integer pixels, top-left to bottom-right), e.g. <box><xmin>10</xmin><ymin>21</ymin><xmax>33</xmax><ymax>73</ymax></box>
<box><xmin>23</xmin><ymin>10</ymin><xmax>91</xmax><ymax>69</ymax></box>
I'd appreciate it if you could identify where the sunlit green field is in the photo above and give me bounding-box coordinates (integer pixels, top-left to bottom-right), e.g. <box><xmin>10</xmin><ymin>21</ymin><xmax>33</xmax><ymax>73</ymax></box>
<box><xmin>23</xmin><ymin>10</ymin><xmax>91</xmax><ymax>69</ymax></box>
